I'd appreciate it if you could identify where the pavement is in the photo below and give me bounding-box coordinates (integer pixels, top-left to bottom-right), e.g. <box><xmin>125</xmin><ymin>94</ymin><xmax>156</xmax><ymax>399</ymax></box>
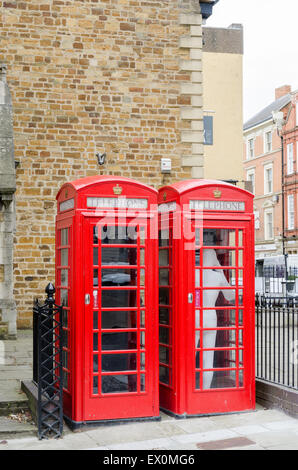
<box><xmin>0</xmin><ymin>330</ymin><xmax>298</xmax><ymax>450</ymax></box>
<box><xmin>0</xmin><ymin>330</ymin><xmax>32</xmax><ymax>415</ymax></box>
<box><xmin>0</xmin><ymin>406</ymin><xmax>298</xmax><ymax>450</ymax></box>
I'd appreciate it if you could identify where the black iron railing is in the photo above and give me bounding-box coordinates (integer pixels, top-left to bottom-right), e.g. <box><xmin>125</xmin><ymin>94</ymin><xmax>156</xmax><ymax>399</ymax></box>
<box><xmin>255</xmin><ymin>296</ymin><xmax>298</xmax><ymax>390</ymax></box>
<box><xmin>256</xmin><ymin>265</ymin><xmax>298</xmax><ymax>297</ymax></box>
<box><xmin>33</xmin><ymin>283</ymin><xmax>64</xmax><ymax>439</ymax></box>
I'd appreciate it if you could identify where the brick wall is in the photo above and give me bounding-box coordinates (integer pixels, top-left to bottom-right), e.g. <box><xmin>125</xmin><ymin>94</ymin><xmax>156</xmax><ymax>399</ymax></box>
<box><xmin>0</xmin><ymin>0</ymin><xmax>203</xmax><ymax>327</ymax></box>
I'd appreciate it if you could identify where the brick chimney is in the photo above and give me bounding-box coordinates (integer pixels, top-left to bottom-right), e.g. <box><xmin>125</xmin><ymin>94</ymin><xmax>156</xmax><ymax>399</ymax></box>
<box><xmin>275</xmin><ymin>85</ymin><xmax>291</xmax><ymax>100</ymax></box>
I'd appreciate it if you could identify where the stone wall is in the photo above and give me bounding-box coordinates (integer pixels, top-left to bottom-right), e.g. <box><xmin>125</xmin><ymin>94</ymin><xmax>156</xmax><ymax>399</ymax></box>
<box><xmin>0</xmin><ymin>1</ymin><xmax>204</xmax><ymax>328</ymax></box>
<box><xmin>0</xmin><ymin>64</ymin><xmax>17</xmax><ymax>338</ymax></box>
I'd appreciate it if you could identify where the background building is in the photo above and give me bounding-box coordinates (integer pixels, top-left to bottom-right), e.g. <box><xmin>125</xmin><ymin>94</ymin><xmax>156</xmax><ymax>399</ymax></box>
<box><xmin>0</xmin><ymin>1</ymin><xmax>219</xmax><ymax>331</ymax></box>
<box><xmin>202</xmin><ymin>24</ymin><xmax>244</xmax><ymax>184</ymax></box>
<box><xmin>243</xmin><ymin>85</ymin><xmax>298</xmax><ymax>270</ymax></box>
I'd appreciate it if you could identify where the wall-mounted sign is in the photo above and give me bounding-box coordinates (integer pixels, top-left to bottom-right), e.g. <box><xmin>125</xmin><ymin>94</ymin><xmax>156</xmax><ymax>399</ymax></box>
<box><xmin>87</xmin><ymin>197</ymin><xmax>148</xmax><ymax>209</ymax></box>
<box><xmin>60</xmin><ymin>198</ymin><xmax>74</xmax><ymax>212</ymax></box>
<box><xmin>189</xmin><ymin>200</ymin><xmax>245</xmax><ymax>211</ymax></box>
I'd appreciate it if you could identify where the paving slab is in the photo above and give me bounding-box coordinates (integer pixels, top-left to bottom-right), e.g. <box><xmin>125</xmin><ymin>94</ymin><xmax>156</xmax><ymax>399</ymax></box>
<box><xmin>262</xmin><ymin>419</ymin><xmax>298</xmax><ymax>431</ymax></box>
<box><xmin>85</xmin><ymin>420</ymin><xmax>187</xmax><ymax>447</ymax></box>
<box><xmin>0</xmin><ymin>408</ymin><xmax>297</xmax><ymax>450</ymax></box>
<box><xmin>171</xmin><ymin>428</ymin><xmax>239</xmax><ymax>445</ymax></box>
<box><xmin>174</xmin><ymin>416</ymin><xmax>219</xmax><ymax>434</ymax></box>
<box><xmin>208</xmin><ymin>408</ymin><xmax>292</xmax><ymax>427</ymax></box>
<box><xmin>247</xmin><ymin>430</ymin><xmax>298</xmax><ymax>448</ymax></box>
<box><xmin>229</xmin><ymin>424</ymin><xmax>269</xmax><ymax>435</ymax></box>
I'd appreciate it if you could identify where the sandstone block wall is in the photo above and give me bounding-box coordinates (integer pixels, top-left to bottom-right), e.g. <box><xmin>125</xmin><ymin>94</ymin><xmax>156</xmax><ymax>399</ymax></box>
<box><xmin>0</xmin><ymin>0</ymin><xmax>203</xmax><ymax>327</ymax></box>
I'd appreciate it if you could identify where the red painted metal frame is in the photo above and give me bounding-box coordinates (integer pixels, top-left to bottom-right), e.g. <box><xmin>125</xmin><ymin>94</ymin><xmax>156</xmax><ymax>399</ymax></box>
<box><xmin>158</xmin><ymin>180</ymin><xmax>255</xmax><ymax>416</ymax></box>
<box><xmin>56</xmin><ymin>176</ymin><xmax>159</xmax><ymax>425</ymax></box>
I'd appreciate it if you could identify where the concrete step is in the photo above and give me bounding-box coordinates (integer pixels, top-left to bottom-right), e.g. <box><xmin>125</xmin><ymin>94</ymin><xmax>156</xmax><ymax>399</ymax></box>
<box><xmin>0</xmin><ymin>415</ymin><xmax>37</xmax><ymax>439</ymax></box>
<box><xmin>0</xmin><ymin>398</ymin><xmax>29</xmax><ymax>417</ymax></box>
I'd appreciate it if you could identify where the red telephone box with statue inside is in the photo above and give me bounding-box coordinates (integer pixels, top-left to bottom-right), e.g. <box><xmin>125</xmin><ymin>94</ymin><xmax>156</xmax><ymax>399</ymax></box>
<box><xmin>158</xmin><ymin>180</ymin><xmax>255</xmax><ymax>417</ymax></box>
<box><xmin>55</xmin><ymin>175</ymin><xmax>159</xmax><ymax>428</ymax></box>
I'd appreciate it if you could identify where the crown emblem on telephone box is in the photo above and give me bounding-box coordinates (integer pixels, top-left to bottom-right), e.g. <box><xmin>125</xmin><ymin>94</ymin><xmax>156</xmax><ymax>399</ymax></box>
<box><xmin>213</xmin><ymin>189</ymin><xmax>222</xmax><ymax>198</ymax></box>
<box><xmin>113</xmin><ymin>184</ymin><xmax>123</xmax><ymax>195</ymax></box>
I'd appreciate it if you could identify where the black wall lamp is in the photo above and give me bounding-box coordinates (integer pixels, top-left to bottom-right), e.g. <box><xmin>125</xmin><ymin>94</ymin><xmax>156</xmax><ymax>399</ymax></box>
<box><xmin>96</xmin><ymin>152</ymin><xmax>106</xmax><ymax>165</ymax></box>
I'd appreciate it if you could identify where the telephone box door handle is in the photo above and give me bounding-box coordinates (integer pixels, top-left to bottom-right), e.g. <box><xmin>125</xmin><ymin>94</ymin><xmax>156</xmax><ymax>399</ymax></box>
<box><xmin>85</xmin><ymin>294</ymin><xmax>90</xmax><ymax>305</ymax></box>
<box><xmin>188</xmin><ymin>293</ymin><xmax>193</xmax><ymax>303</ymax></box>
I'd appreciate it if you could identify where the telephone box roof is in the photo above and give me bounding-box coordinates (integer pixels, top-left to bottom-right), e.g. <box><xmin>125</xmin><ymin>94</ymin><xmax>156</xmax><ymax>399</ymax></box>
<box><xmin>56</xmin><ymin>175</ymin><xmax>158</xmax><ymax>199</ymax></box>
<box><xmin>161</xmin><ymin>179</ymin><xmax>253</xmax><ymax>197</ymax></box>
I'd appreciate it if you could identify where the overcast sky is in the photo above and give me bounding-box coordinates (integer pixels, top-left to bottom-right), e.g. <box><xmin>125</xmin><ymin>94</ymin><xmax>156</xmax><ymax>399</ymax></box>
<box><xmin>205</xmin><ymin>0</ymin><xmax>298</xmax><ymax>123</ymax></box>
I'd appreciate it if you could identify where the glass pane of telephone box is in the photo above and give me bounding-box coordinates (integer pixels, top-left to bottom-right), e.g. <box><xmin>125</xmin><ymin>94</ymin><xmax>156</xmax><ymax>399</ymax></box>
<box><xmin>159</xmin><ymin>249</ymin><xmax>169</xmax><ymax>266</ymax></box>
<box><xmin>60</xmin><ymin>289</ymin><xmax>68</xmax><ymax>307</ymax></box>
<box><xmin>102</xmin><ymin>375</ymin><xmax>137</xmax><ymax>394</ymax></box>
<box><xmin>203</xmin><ymin>369</ymin><xmax>236</xmax><ymax>389</ymax></box>
<box><xmin>93</xmin><ymin>355</ymin><xmax>98</xmax><ymax>372</ymax></box>
<box><xmin>215</xmin><ymin>330</ymin><xmax>236</xmax><ymax>348</ymax></box>
<box><xmin>159</xmin><ymin>366</ymin><xmax>170</xmax><ymax>385</ymax></box>
<box><xmin>61</xmin><ymin>249</ymin><xmax>68</xmax><ymax>266</ymax></box>
<box><xmin>101</xmin><ymin>268</ymin><xmax>137</xmax><ymax>286</ymax></box>
<box><xmin>101</xmin><ymin>289</ymin><xmax>137</xmax><ymax>308</ymax></box>
<box><xmin>210</xmin><ymin>350</ymin><xmax>237</xmax><ymax>369</ymax></box>
<box><xmin>102</xmin><ymin>353</ymin><xmax>137</xmax><ymax>372</ymax></box>
<box><xmin>159</xmin><ymin>346</ymin><xmax>170</xmax><ymax>364</ymax></box>
<box><xmin>102</xmin><ymin>332</ymin><xmax>137</xmax><ymax>350</ymax></box>
<box><xmin>159</xmin><ymin>307</ymin><xmax>169</xmax><ymax>325</ymax></box>
<box><xmin>201</xmin><ymin>289</ymin><xmax>236</xmax><ymax>306</ymax></box>
<box><xmin>217</xmin><ymin>309</ymin><xmax>237</xmax><ymax>327</ymax></box>
<box><xmin>159</xmin><ymin>287</ymin><xmax>169</xmax><ymax>305</ymax></box>
<box><xmin>101</xmin><ymin>226</ymin><xmax>137</xmax><ymax>244</ymax></box>
<box><xmin>159</xmin><ymin>229</ymin><xmax>169</xmax><ymax>247</ymax></box>
<box><xmin>102</xmin><ymin>247</ymin><xmax>137</xmax><ymax>266</ymax></box>
<box><xmin>159</xmin><ymin>269</ymin><xmax>169</xmax><ymax>285</ymax></box>
<box><xmin>61</xmin><ymin>228</ymin><xmax>68</xmax><ymax>246</ymax></box>
<box><xmin>140</xmin><ymin>269</ymin><xmax>145</xmax><ymax>286</ymax></box>
<box><xmin>203</xmin><ymin>229</ymin><xmax>236</xmax><ymax>247</ymax></box>
<box><xmin>159</xmin><ymin>327</ymin><xmax>170</xmax><ymax>345</ymax></box>
<box><xmin>101</xmin><ymin>310</ymin><xmax>137</xmax><ymax>329</ymax></box>
<box><xmin>93</xmin><ymin>247</ymin><xmax>98</xmax><ymax>265</ymax></box>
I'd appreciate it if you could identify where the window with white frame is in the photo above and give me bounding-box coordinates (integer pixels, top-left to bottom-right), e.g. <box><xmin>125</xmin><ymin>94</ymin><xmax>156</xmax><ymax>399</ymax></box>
<box><xmin>247</xmin><ymin>138</ymin><xmax>254</xmax><ymax>159</ymax></box>
<box><xmin>296</xmin><ymin>102</ymin><xmax>298</xmax><ymax>127</ymax></box>
<box><xmin>287</xmin><ymin>143</ymin><xmax>294</xmax><ymax>175</ymax></box>
<box><xmin>287</xmin><ymin>194</ymin><xmax>295</xmax><ymax>230</ymax></box>
<box><xmin>264</xmin><ymin>163</ymin><xmax>273</xmax><ymax>194</ymax></box>
<box><xmin>264</xmin><ymin>131</ymin><xmax>272</xmax><ymax>153</ymax></box>
<box><xmin>246</xmin><ymin>168</ymin><xmax>255</xmax><ymax>194</ymax></box>
<box><xmin>264</xmin><ymin>209</ymin><xmax>274</xmax><ymax>240</ymax></box>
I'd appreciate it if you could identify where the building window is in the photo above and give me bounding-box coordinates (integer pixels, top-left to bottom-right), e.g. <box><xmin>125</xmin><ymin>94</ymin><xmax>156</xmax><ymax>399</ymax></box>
<box><xmin>264</xmin><ymin>209</ymin><xmax>274</xmax><ymax>240</ymax></box>
<box><xmin>287</xmin><ymin>194</ymin><xmax>295</xmax><ymax>230</ymax></box>
<box><xmin>264</xmin><ymin>164</ymin><xmax>273</xmax><ymax>194</ymax></box>
<box><xmin>247</xmin><ymin>138</ymin><xmax>254</xmax><ymax>159</ymax></box>
<box><xmin>246</xmin><ymin>169</ymin><xmax>255</xmax><ymax>194</ymax></box>
<box><xmin>264</xmin><ymin>131</ymin><xmax>272</xmax><ymax>153</ymax></box>
<box><xmin>287</xmin><ymin>143</ymin><xmax>294</xmax><ymax>175</ymax></box>
<box><xmin>203</xmin><ymin>116</ymin><xmax>213</xmax><ymax>145</ymax></box>
<box><xmin>254</xmin><ymin>210</ymin><xmax>260</xmax><ymax>230</ymax></box>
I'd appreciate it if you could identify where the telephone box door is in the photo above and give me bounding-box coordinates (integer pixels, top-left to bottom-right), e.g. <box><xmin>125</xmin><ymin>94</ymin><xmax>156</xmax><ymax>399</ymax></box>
<box><xmin>185</xmin><ymin>219</ymin><xmax>254</xmax><ymax>415</ymax></box>
<box><xmin>82</xmin><ymin>216</ymin><xmax>158</xmax><ymax>421</ymax></box>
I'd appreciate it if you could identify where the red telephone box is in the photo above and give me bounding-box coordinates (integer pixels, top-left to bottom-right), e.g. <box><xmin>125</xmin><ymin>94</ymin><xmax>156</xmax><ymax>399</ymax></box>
<box><xmin>158</xmin><ymin>180</ymin><xmax>255</xmax><ymax>417</ymax></box>
<box><xmin>56</xmin><ymin>176</ymin><xmax>159</xmax><ymax>428</ymax></box>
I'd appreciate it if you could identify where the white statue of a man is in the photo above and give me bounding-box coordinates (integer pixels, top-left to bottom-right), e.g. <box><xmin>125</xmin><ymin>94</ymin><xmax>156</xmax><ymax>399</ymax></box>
<box><xmin>195</xmin><ymin>249</ymin><xmax>235</xmax><ymax>389</ymax></box>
